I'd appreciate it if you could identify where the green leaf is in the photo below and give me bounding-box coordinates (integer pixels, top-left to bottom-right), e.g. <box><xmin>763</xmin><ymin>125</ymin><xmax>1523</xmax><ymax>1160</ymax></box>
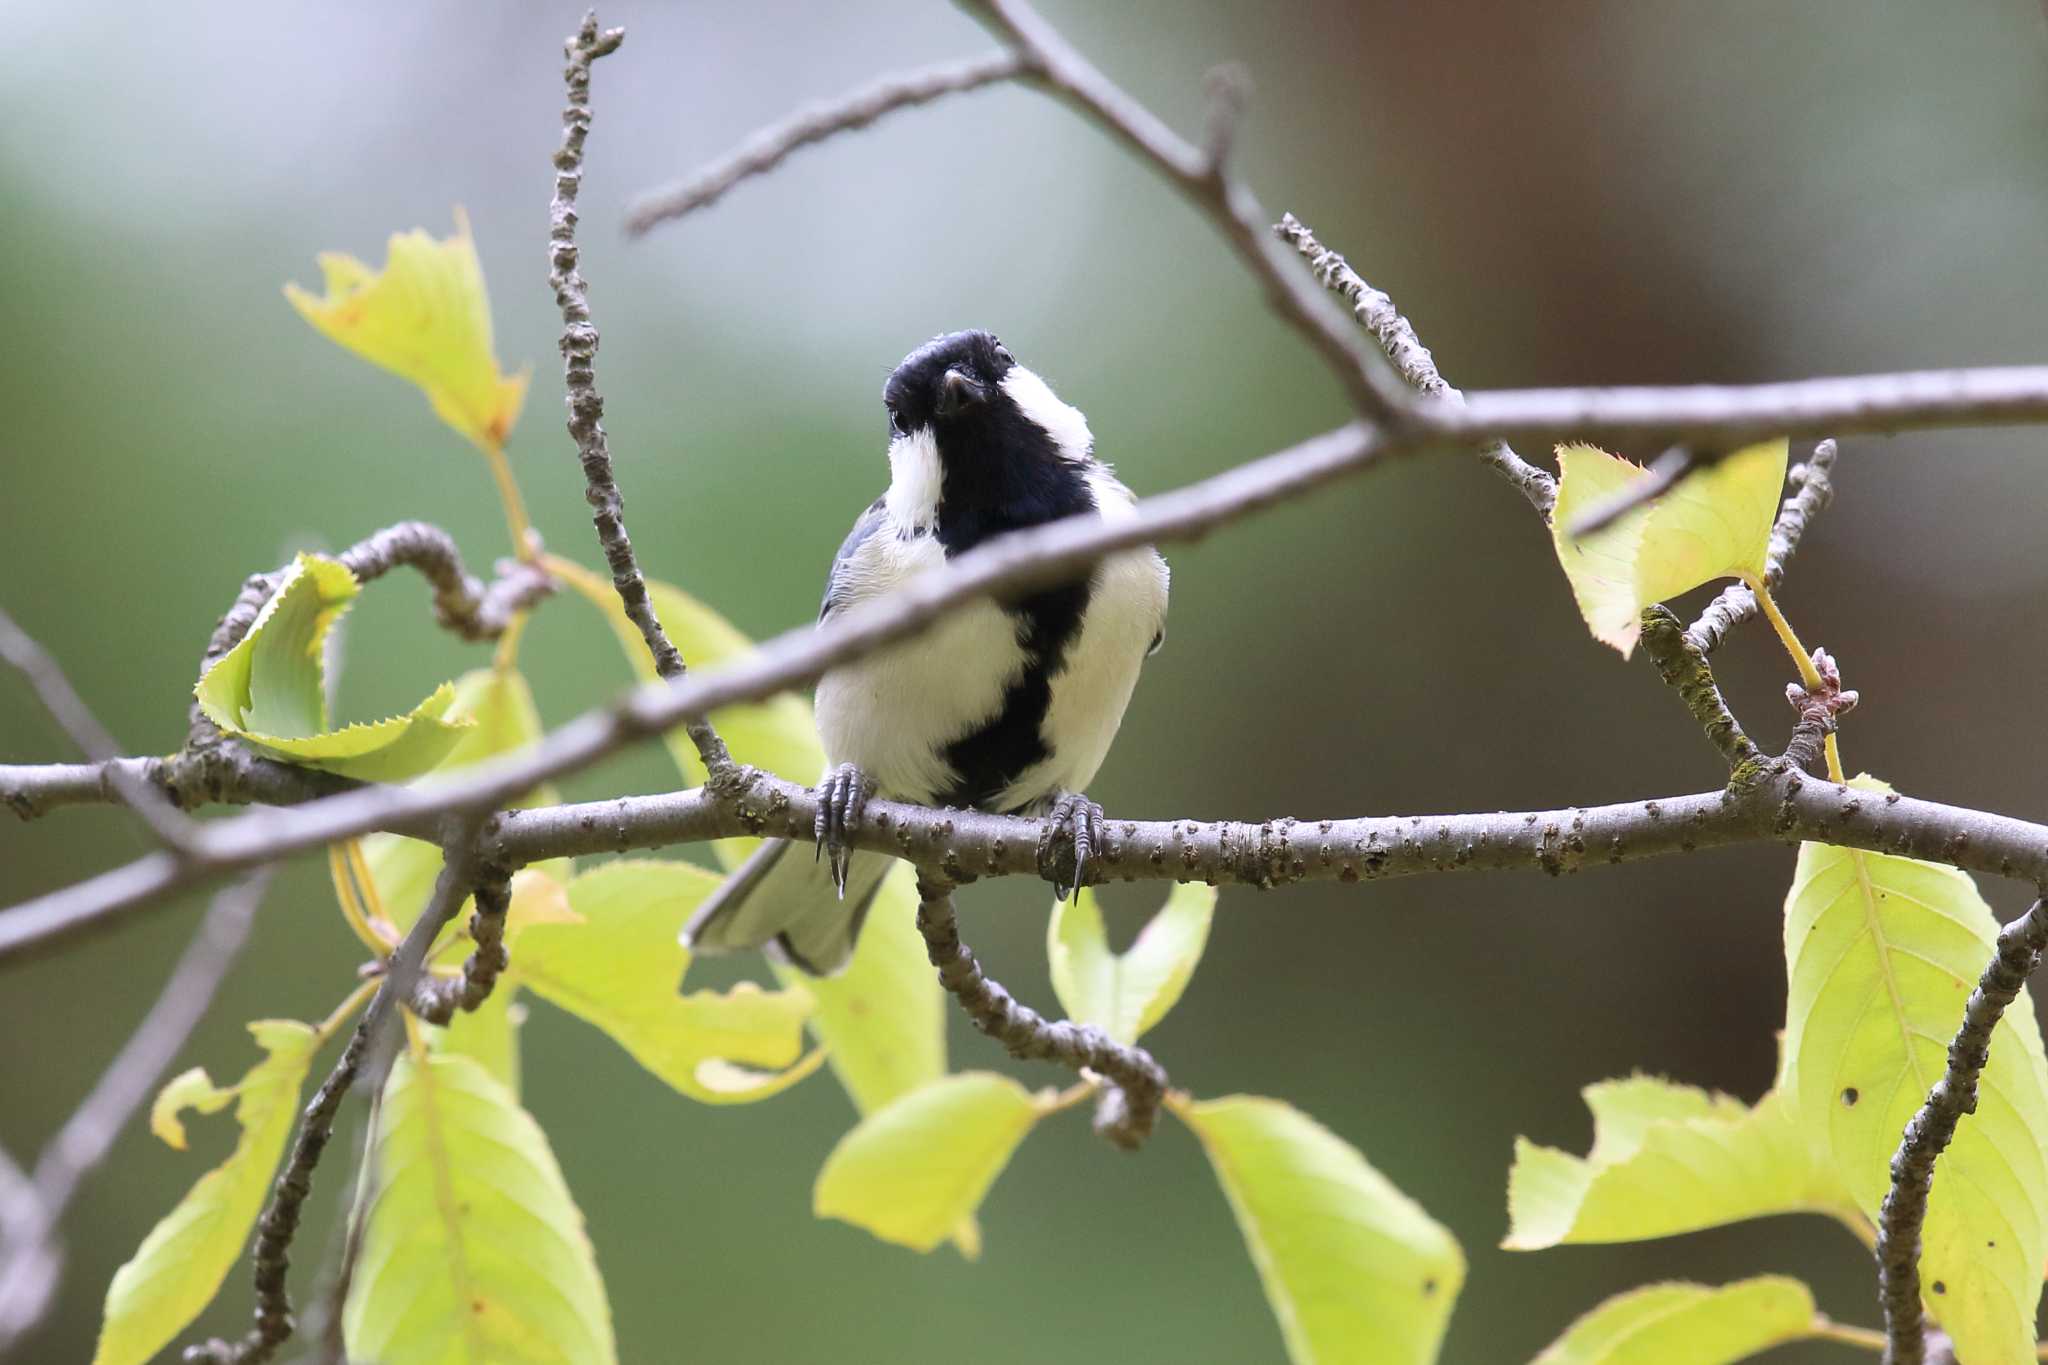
<box><xmin>284</xmin><ymin>211</ymin><xmax>528</xmax><ymax>453</ymax></box>
<box><xmin>513</xmin><ymin>860</ymin><xmax>823</xmax><ymax>1104</ymax></box>
<box><xmin>193</xmin><ymin>552</ymin><xmax>471</xmax><ymax>781</ymax></box>
<box><xmin>93</xmin><ymin>1021</ymin><xmax>320</xmax><ymax>1365</ymax></box>
<box><xmin>1781</xmin><ymin>775</ymin><xmax>2048</xmax><ymax>1365</ymax></box>
<box><xmin>1531</xmin><ymin>1277</ymin><xmax>1818</xmax><ymax>1365</ymax></box>
<box><xmin>358</xmin><ymin>666</ymin><xmax>567</xmax><ymax>936</ymax></box>
<box><xmin>1177</xmin><ymin>1095</ymin><xmax>1464</xmax><ymax>1365</ymax></box>
<box><xmin>1504</xmin><ymin>1077</ymin><xmax>1854</xmax><ymax>1249</ymax></box>
<box><xmin>1551</xmin><ymin>439</ymin><xmax>1787</xmax><ymax>656</ymax></box>
<box><xmin>1047</xmin><ymin>881</ymin><xmax>1216</xmax><ymax>1044</ymax></box>
<box><xmin>343</xmin><ymin>1052</ymin><xmax>613</xmax><ymax>1365</ymax></box>
<box><xmin>813</xmin><ymin>1072</ymin><xmax>1051</xmax><ymax>1253</ymax></box>
<box><xmin>428</xmin><ymin>961</ymin><xmax>523</xmax><ymax>1099</ymax></box>
<box><xmin>557</xmin><ymin>565</ymin><xmax>947</xmax><ymax>1118</ymax></box>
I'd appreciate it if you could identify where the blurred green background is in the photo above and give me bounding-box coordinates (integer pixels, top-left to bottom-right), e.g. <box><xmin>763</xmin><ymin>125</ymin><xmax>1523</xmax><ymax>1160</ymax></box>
<box><xmin>5</xmin><ymin>1</ymin><xmax>2048</xmax><ymax>1360</ymax></box>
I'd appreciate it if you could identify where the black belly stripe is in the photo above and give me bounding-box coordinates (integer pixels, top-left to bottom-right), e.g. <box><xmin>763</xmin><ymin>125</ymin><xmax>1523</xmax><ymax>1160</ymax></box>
<box><xmin>938</xmin><ymin>578</ymin><xmax>1092</xmax><ymax>812</ymax></box>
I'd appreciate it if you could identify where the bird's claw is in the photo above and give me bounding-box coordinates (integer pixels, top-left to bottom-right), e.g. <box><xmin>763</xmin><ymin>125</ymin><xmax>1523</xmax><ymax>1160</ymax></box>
<box><xmin>1045</xmin><ymin>792</ymin><xmax>1105</xmax><ymax>901</ymax></box>
<box><xmin>812</xmin><ymin>763</ymin><xmax>873</xmax><ymax>898</ymax></box>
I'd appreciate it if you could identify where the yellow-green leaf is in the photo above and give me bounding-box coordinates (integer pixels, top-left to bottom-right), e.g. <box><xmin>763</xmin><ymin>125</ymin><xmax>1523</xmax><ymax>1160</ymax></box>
<box><xmin>343</xmin><ymin>1052</ymin><xmax>612</xmax><ymax>1365</ymax></box>
<box><xmin>1781</xmin><ymin>775</ymin><xmax>2048</xmax><ymax>1365</ymax></box>
<box><xmin>559</xmin><ymin>564</ymin><xmax>947</xmax><ymax>1120</ymax></box>
<box><xmin>1047</xmin><ymin>881</ymin><xmax>1216</xmax><ymax>1044</ymax></box>
<box><xmin>1551</xmin><ymin>439</ymin><xmax>1787</xmax><ymax>656</ymax></box>
<box><xmin>1178</xmin><ymin>1095</ymin><xmax>1464</xmax><ymax>1365</ymax></box>
<box><xmin>194</xmin><ymin>553</ymin><xmax>472</xmax><ymax>781</ymax></box>
<box><xmin>285</xmin><ymin>211</ymin><xmax>528</xmax><ymax>452</ymax></box>
<box><xmin>93</xmin><ymin>1021</ymin><xmax>320</xmax><ymax>1365</ymax></box>
<box><xmin>358</xmin><ymin>666</ymin><xmax>566</xmax><ymax>935</ymax></box>
<box><xmin>1505</xmin><ymin>1077</ymin><xmax>1854</xmax><ymax>1250</ymax></box>
<box><xmin>1531</xmin><ymin>1277</ymin><xmax>1818</xmax><ymax>1365</ymax></box>
<box><xmin>813</xmin><ymin>1072</ymin><xmax>1051</xmax><ymax>1253</ymax></box>
<box><xmin>513</xmin><ymin>860</ymin><xmax>823</xmax><ymax>1104</ymax></box>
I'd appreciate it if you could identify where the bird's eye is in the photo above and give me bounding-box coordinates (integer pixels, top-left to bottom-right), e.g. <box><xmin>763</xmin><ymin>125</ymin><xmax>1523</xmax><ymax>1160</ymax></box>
<box><xmin>888</xmin><ymin>406</ymin><xmax>908</xmax><ymax>436</ymax></box>
<box><xmin>993</xmin><ymin>344</ymin><xmax>1013</xmax><ymax>366</ymax></box>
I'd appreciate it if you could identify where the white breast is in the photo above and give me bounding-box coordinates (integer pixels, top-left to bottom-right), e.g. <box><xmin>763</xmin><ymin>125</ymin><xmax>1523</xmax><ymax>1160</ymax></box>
<box><xmin>813</xmin><ymin>529</ymin><xmax>1026</xmax><ymax>803</ymax></box>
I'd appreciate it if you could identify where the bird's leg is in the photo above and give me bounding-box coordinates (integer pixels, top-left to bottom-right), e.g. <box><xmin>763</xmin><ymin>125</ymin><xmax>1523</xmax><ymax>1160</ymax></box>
<box><xmin>1042</xmin><ymin>792</ymin><xmax>1106</xmax><ymax>901</ymax></box>
<box><xmin>812</xmin><ymin>763</ymin><xmax>874</xmax><ymax>898</ymax></box>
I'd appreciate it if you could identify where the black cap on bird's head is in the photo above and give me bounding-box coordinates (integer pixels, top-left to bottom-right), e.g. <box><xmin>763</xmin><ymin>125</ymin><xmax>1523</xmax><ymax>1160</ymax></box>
<box><xmin>883</xmin><ymin>329</ymin><xmax>1016</xmax><ymax>435</ymax></box>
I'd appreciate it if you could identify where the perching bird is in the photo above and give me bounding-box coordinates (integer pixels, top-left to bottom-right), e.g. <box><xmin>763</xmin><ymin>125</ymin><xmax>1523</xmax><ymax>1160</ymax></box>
<box><xmin>684</xmin><ymin>329</ymin><xmax>1170</xmax><ymax>974</ymax></box>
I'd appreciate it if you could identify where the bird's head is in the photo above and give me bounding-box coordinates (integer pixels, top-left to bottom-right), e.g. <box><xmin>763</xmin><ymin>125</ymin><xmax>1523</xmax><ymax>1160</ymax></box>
<box><xmin>881</xmin><ymin>331</ymin><xmax>1094</xmax><ymax>513</ymax></box>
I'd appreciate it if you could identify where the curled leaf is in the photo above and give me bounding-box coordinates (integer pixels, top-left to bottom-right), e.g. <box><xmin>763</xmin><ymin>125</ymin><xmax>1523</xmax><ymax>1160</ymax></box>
<box><xmin>285</xmin><ymin>210</ymin><xmax>528</xmax><ymax>451</ymax></box>
<box><xmin>194</xmin><ymin>553</ymin><xmax>472</xmax><ymax>782</ymax></box>
<box><xmin>1551</xmin><ymin>439</ymin><xmax>1787</xmax><ymax>655</ymax></box>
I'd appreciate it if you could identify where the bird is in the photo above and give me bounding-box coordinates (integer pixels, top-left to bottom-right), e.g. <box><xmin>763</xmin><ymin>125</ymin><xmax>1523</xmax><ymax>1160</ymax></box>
<box><xmin>683</xmin><ymin>329</ymin><xmax>1170</xmax><ymax>974</ymax></box>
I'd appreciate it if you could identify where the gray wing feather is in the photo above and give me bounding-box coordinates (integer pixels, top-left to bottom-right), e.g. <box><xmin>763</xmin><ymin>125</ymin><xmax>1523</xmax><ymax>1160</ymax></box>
<box><xmin>820</xmin><ymin>496</ymin><xmax>889</xmax><ymax>622</ymax></box>
<box><xmin>682</xmin><ymin>836</ymin><xmax>894</xmax><ymax>976</ymax></box>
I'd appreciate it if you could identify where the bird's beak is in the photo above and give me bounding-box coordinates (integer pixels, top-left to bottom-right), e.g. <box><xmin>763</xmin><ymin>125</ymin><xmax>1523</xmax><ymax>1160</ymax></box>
<box><xmin>935</xmin><ymin>367</ymin><xmax>987</xmax><ymax>418</ymax></box>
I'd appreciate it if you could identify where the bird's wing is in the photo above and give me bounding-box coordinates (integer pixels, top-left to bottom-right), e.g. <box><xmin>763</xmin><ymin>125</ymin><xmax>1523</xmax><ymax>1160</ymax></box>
<box><xmin>819</xmin><ymin>495</ymin><xmax>889</xmax><ymax>622</ymax></box>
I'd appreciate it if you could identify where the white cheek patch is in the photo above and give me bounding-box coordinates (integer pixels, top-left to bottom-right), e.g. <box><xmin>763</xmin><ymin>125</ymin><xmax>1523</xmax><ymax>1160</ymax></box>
<box><xmin>1000</xmin><ymin>365</ymin><xmax>1094</xmax><ymax>463</ymax></box>
<box><xmin>884</xmin><ymin>426</ymin><xmax>943</xmax><ymax>531</ymax></box>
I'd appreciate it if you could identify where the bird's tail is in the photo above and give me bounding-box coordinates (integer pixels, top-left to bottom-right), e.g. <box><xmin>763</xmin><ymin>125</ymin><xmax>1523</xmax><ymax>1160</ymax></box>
<box><xmin>682</xmin><ymin>837</ymin><xmax>893</xmax><ymax>976</ymax></box>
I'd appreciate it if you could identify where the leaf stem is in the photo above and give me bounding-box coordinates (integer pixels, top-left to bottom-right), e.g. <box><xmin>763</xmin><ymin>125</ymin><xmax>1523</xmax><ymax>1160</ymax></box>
<box><xmin>329</xmin><ymin>844</ymin><xmax>394</xmax><ymax>954</ymax></box>
<box><xmin>1743</xmin><ymin>573</ymin><xmax>1845</xmax><ymax>783</ymax></box>
<box><xmin>482</xmin><ymin>440</ymin><xmax>537</xmax><ymax>564</ymax></box>
<box><xmin>314</xmin><ymin>979</ymin><xmax>379</xmax><ymax>1046</ymax></box>
<box><xmin>1810</xmin><ymin>1316</ymin><xmax>1887</xmax><ymax>1352</ymax></box>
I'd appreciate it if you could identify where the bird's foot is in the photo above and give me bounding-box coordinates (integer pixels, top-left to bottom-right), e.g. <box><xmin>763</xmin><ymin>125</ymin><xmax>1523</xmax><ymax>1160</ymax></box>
<box><xmin>812</xmin><ymin>763</ymin><xmax>874</xmax><ymax>898</ymax></box>
<box><xmin>1044</xmin><ymin>792</ymin><xmax>1106</xmax><ymax>901</ymax></box>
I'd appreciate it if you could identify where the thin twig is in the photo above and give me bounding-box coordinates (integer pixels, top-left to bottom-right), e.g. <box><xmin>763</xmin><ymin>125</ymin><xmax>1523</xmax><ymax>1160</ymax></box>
<box><xmin>0</xmin><ymin>604</ymin><xmax>200</xmax><ymax>852</ymax></box>
<box><xmin>1688</xmin><ymin>439</ymin><xmax>1839</xmax><ymax>654</ymax></box>
<box><xmin>1273</xmin><ymin>212</ymin><xmax>1556</xmax><ymax>516</ymax></box>
<box><xmin>915</xmin><ymin>874</ymin><xmax>1166</xmax><ymax>1149</ymax></box>
<box><xmin>1637</xmin><ymin>606</ymin><xmax>1758</xmax><ymax>770</ymax></box>
<box><xmin>953</xmin><ymin>0</ymin><xmax>1414</xmax><ymax>426</ymax></box>
<box><xmin>1874</xmin><ymin>895</ymin><xmax>2048</xmax><ymax>1365</ymax></box>
<box><xmin>624</xmin><ymin>51</ymin><xmax>1027</xmax><ymax>232</ymax></box>
<box><xmin>551</xmin><ymin>11</ymin><xmax>730</xmax><ymax>778</ymax></box>
<box><xmin>335</xmin><ymin>521</ymin><xmax>554</xmax><ymax>643</ymax></box>
<box><xmin>185</xmin><ymin>842</ymin><xmax>474</xmax><ymax>1364</ymax></box>
<box><xmin>0</xmin><ymin>871</ymin><xmax>268</xmax><ymax>1348</ymax></box>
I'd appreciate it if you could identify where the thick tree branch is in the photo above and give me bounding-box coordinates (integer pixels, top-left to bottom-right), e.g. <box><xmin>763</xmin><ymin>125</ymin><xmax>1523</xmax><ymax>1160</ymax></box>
<box><xmin>1688</xmin><ymin>439</ymin><xmax>1839</xmax><ymax>654</ymax></box>
<box><xmin>1874</xmin><ymin>895</ymin><xmax>2048</xmax><ymax>1365</ymax></box>
<box><xmin>1274</xmin><ymin>212</ymin><xmax>1557</xmax><ymax>516</ymax></box>
<box><xmin>0</xmin><ymin>872</ymin><xmax>266</xmax><ymax>1349</ymax></box>
<box><xmin>623</xmin><ymin>51</ymin><xmax>1027</xmax><ymax>232</ymax></box>
<box><xmin>915</xmin><ymin>874</ymin><xmax>1166</xmax><ymax>1149</ymax></box>
<box><xmin>551</xmin><ymin>12</ymin><xmax>730</xmax><ymax>778</ymax></box>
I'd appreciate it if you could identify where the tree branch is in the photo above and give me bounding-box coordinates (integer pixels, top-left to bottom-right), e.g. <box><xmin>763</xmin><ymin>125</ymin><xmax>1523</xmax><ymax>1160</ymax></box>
<box><xmin>1874</xmin><ymin>894</ymin><xmax>2048</xmax><ymax>1365</ymax></box>
<box><xmin>623</xmin><ymin>51</ymin><xmax>1028</xmax><ymax>232</ymax></box>
<box><xmin>1688</xmin><ymin>439</ymin><xmax>1839</xmax><ymax>654</ymax></box>
<box><xmin>0</xmin><ymin>871</ymin><xmax>267</xmax><ymax>1348</ymax></box>
<box><xmin>0</xmin><ymin>604</ymin><xmax>200</xmax><ymax>852</ymax></box>
<box><xmin>1273</xmin><ymin>212</ymin><xmax>1557</xmax><ymax>516</ymax></box>
<box><xmin>1638</xmin><ymin>606</ymin><xmax>1759</xmax><ymax>770</ymax></box>
<box><xmin>334</xmin><ymin>520</ymin><xmax>554</xmax><ymax>643</ymax></box>
<box><xmin>952</xmin><ymin>0</ymin><xmax>1414</xmax><ymax>426</ymax></box>
<box><xmin>185</xmin><ymin>841</ymin><xmax>474</xmax><ymax>1364</ymax></box>
<box><xmin>915</xmin><ymin>873</ymin><xmax>1166</xmax><ymax>1149</ymax></box>
<box><xmin>551</xmin><ymin>12</ymin><xmax>730</xmax><ymax>778</ymax></box>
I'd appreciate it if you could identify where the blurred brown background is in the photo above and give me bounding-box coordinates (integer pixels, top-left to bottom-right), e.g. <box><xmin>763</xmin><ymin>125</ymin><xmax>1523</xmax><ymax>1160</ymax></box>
<box><xmin>4</xmin><ymin>2</ymin><xmax>2047</xmax><ymax>1360</ymax></box>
